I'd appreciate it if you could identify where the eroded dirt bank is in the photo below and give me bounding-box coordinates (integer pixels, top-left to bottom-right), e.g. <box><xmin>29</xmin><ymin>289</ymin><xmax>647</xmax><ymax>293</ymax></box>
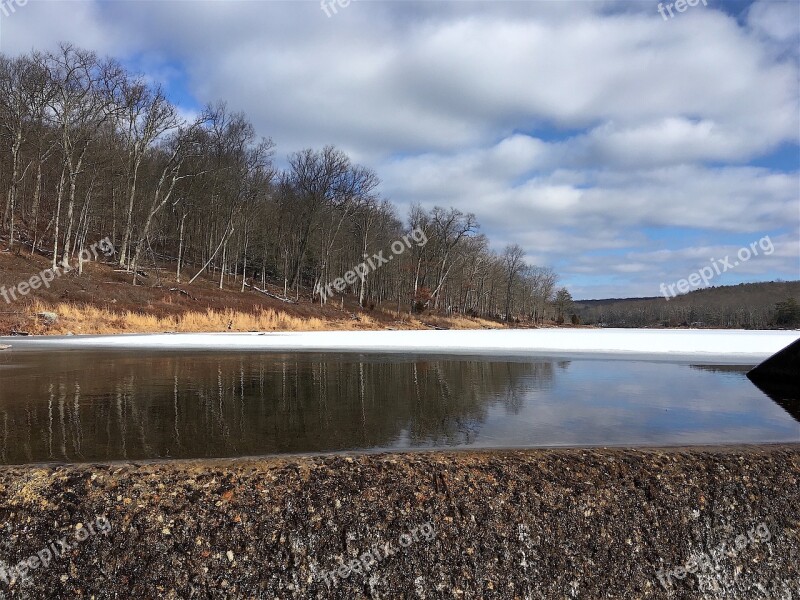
<box><xmin>0</xmin><ymin>446</ymin><xmax>798</xmax><ymax>599</ymax></box>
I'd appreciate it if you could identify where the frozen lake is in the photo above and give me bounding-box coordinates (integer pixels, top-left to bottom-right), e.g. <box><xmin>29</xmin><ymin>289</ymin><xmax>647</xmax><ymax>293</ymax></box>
<box><xmin>4</xmin><ymin>328</ymin><xmax>798</xmax><ymax>361</ymax></box>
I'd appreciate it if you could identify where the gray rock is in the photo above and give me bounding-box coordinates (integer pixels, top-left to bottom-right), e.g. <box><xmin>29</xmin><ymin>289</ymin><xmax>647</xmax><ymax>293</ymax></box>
<box><xmin>35</xmin><ymin>311</ymin><xmax>59</xmax><ymax>325</ymax></box>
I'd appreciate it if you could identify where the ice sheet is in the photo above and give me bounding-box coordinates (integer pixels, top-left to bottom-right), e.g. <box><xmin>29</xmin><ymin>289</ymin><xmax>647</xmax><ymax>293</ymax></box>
<box><xmin>3</xmin><ymin>329</ymin><xmax>799</xmax><ymax>363</ymax></box>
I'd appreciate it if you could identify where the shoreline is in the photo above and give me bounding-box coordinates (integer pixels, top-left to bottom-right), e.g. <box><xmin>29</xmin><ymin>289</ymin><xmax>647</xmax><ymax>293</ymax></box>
<box><xmin>1</xmin><ymin>445</ymin><xmax>798</xmax><ymax>598</ymax></box>
<box><xmin>4</xmin><ymin>441</ymin><xmax>799</xmax><ymax>470</ymax></box>
<box><xmin>3</xmin><ymin>328</ymin><xmax>799</xmax><ymax>363</ymax></box>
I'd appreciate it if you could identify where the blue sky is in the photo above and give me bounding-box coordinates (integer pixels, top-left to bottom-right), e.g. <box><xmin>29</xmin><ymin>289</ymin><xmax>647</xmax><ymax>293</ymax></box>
<box><xmin>1</xmin><ymin>0</ymin><xmax>798</xmax><ymax>299</ymax></box>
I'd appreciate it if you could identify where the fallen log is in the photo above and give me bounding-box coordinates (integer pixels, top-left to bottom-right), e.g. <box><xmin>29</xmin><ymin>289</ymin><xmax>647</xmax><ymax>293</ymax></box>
<box><xmin>113</xmin><ymin>269</ymin><xmax>148</xmax><ymax>278</ymax></box>
<box><xmin>243</xmin><ymin>282</ymin><xmax>295</xmax><ymax>303</ymax></box>
<box><xmin>169</xmin><ymin>287</ymin><xmax>197</xmax><ymax>301</ymax></box>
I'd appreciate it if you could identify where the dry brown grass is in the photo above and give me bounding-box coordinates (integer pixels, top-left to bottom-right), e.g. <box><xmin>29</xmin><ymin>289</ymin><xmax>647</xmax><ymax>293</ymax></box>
<box><xmin>24</xmin><ymin>301</ymin><xmax>392</xmax><ymax>335</ymax></box>
<box><xmin>18</xmin><ymin>301</ymin><xmax>506</xmax><ymax>335</ymax></box>
<box><xmin>422</xmin><ymin>314</ymin><xmax>503</xmax><ymax>330</ymax></box>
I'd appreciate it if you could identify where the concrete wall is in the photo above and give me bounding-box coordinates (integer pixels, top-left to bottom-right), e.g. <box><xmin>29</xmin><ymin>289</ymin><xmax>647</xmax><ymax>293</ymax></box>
<box><xmin>0</xmin><ymin>446</ymin><xmax>798</xmax><ymax>599</ymax></box>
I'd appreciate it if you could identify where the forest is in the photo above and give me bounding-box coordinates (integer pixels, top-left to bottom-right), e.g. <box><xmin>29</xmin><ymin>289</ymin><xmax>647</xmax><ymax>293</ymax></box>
<box><xmin>574</xmin><ymin>281</ymin><xmax>800</xmax><ymax>329</ymax></box>
<box><xmin>0</xmin><ymin>44</ymin><xmax>566</xmax><ymax>324</ymax></box>
<box><xmin>2</xmin><ymin>44</ymin><xmax>795</xmax><ymax>331</ymax></box>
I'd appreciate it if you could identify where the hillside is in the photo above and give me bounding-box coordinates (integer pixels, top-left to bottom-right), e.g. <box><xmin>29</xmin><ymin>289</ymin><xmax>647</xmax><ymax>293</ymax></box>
<box><xmin>0</xmin><ymin>243</ymin><xmax>505</xmax><ymax>336</ymax></box>
<box><xmin>574</xmin><ymin>281</ymin><xmax>800</xmax><ymax>329</ymax></box>
<box><xmin>2</xmin><ymin>237</ymin><xmax>796</xmax><ymax>335</ymax></box>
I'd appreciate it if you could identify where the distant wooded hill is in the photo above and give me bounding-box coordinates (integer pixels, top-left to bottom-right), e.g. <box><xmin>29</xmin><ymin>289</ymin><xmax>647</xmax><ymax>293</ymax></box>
<box><xmin>574</xmin><ymin>281</ymin><xmax>800</xmax><ymax>329</ymax></box>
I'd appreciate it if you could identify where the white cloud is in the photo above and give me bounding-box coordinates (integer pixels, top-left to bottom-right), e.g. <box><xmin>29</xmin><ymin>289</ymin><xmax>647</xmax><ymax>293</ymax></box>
<box><xmin>382</xmin><ymin>145</ymin><xmax>798</xmax><ymax>234</ymax></box>
<box><xmin>6</xmin><ymin>1</ymin><xmax>797</xmax><ymax>157</ymax></box>
<box><xmin>1</xmin><ymin>0</ymin><xmax>797</xmax><ymax>298</ymax></box>
<box><xmin>746</xmin><ymin>0</ymin><xmax>800</xmax><ymax>48</ymax></box>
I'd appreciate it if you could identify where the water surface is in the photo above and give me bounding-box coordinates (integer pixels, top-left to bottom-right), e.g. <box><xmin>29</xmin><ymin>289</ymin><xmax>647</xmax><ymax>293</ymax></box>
<box><xmin>0</xmin><ymin>351</ymin><xmax>796</xmax><ymax>465</ymax></box>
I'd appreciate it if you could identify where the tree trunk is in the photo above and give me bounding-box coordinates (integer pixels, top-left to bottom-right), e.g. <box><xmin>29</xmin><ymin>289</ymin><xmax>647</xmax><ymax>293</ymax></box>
<box><xmin>60</xmin><ymin>151</ymin><xmax>86</xmax><ymax>268</ymax></box>
<box><xmin>4</xmin><ymin>128</ymin><xmax>22</xmax><ymax>251</ymax></box>
<box><xmin>188</xmin><ymin>225</ymin><xmax>233</xmax><ymax>285</ymax></box>
<box><xmin>240</xmin><ymin>225</ymin><xmax>249</xmax><ymax>293</ymax></box>
<box><xmin>51</xmin><ymin>166</ymin><xmax>67</xmax><ymax>270</ymax></box>
<box><xmin>176</xmin><ymin>213</ymin><xmax>187</xmax><ymax>283</ymax></box>
<box><xmin>31</xmin><ymin>160</ymin><xmax>42</xmax><ymax>256</ymax></box>
<box><xmin>119</xmin><ymin>155</ymin><xmax>142</xmax><ymax>268</ymax></box>
<box><xmin>219</xmin><ymin>237</ymin><xmax>228</xmax><ymax>290</ymax></box>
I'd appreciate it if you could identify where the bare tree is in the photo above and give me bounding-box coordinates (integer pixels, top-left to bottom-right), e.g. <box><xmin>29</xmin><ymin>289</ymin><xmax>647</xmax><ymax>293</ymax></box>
<box><xmin>0</xmin><ymin>55</ymin><xmax>51</xmax><ymax>251</ymax></box>
<box><xmin>117</xmin><ymin>80</ymin><xmax>179</xmax><ymax>267</ymax></box>
<box><xmin>43</xmin><ymin>44</ymin><xmax>125</xmax><ymax>268</ymax></box>
<box><xmin>426</xmin><ymin>207</ymin><xmax>479</xmax><ymax>310</ymax></box>
<box><xmin>502</xmin><ymin>243</ymin><xmax>526</xmax><ymax>321</ymax></box>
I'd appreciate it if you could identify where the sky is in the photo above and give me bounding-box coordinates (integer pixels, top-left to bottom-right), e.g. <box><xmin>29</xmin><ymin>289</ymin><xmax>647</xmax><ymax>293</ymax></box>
<box><xmin>1</xmin><ymin>0</ymin><xmax>798</xmax><ymax>299</ymax></box>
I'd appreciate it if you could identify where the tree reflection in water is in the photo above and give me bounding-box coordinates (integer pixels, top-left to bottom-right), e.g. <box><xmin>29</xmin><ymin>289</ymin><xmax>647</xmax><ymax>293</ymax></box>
<box><xmin>3</xmin><ymin>352</ymin><xmax>794</xmax><ymax>465</ymax></box>
<box><xmin>0</xmin><ymin>352</ymin><xmax>554</xmax><ymax>464</ymax></box>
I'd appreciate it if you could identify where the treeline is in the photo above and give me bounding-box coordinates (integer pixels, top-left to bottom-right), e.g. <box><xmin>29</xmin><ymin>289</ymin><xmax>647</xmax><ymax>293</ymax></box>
<box><xmin>574</xmin><ymin>281</ymin><xmax>800</xmax><ymax>329</ymax></box>
<box><xmin>0</xmin><ymin>44</ymin><xmax>566</xmax><ymax>321</ymax></box>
